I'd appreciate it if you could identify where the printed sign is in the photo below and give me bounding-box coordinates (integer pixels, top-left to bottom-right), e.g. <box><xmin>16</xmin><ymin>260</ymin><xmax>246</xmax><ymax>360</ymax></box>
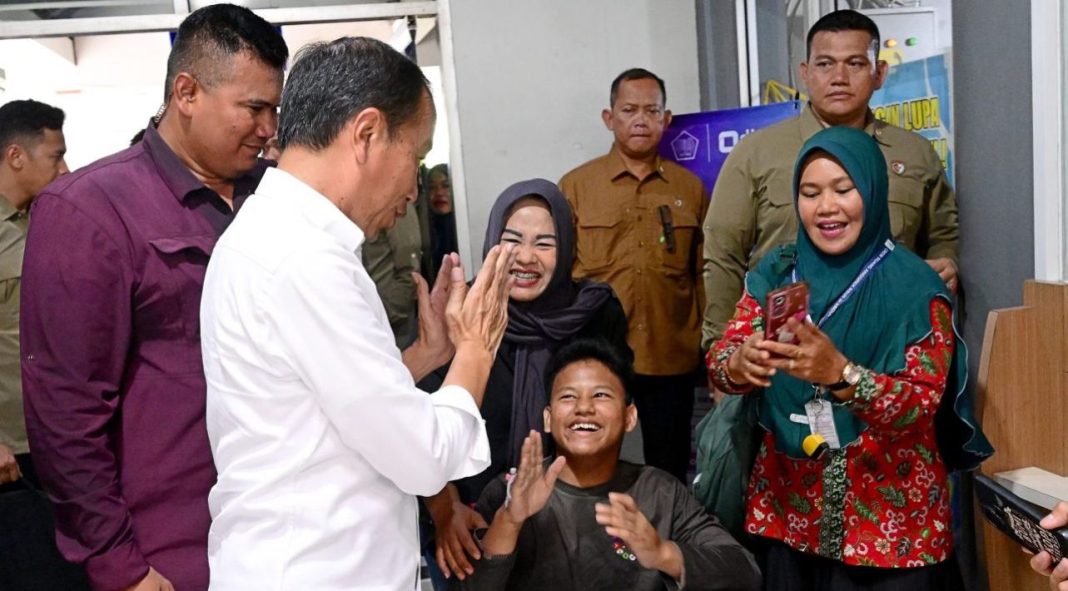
<box><xmin>658</xmin><ymin>101</ymin><xmax>801</xmax><ymax>193</ymax></box>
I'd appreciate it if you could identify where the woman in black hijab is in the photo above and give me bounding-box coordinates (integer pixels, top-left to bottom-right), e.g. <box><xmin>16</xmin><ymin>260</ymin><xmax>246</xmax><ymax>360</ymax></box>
<box><xmin>421</xmin><ymin>178</ymin><xmax>631</xmax><ymax>584</ymax></box>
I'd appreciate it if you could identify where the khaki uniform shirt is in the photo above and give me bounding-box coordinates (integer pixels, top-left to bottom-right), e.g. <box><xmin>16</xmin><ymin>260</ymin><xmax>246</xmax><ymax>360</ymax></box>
<box><xmin>0</xmin><ymin>196</ymin><xmax>27</xmax><ymax>454</ymax></box>
<box><xmin>362</xmin><ymin>202</ymin><xmax>424</xmax><ymax>348</ymax></box>
<box><xmin>560</xmin><ymin>147</ymin><xmax>708</xmax><ymax>376</ymax></box>
<box><xmin>701</xmin><ymin>103</ymin><xmax>959</xmax><ymax>347</ymax></box>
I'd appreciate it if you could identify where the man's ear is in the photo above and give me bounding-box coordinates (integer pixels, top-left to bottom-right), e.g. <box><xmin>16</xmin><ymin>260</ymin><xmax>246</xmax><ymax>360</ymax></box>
<box><xmin>873</xmin><ymin>60</ymin><xmax>889</xmax><ymax>91</ymax></box>
<box><xmin>798</xmin><ymin>61</ymin><xmax>810</xmax><ymax>92</ymax></box>
<box><xmin>172</xmin><ymin>72</ymin><xmax>199</xmax><ymax>117</ymax></box>
<box><xmin>348</xmin><ymin>107</ymin><xmax>385</xmax><ymax>165</ymax></box>
<box><xmin>543</xmin><ymin>407</ymin><xmax>552</xmax><ymax>433</ymax></box>
<box><xmin>624</xmin><ymin>403</ymin><xmax>638</xmax><ymax>433</ymax></box>
<box><xmin>663</xmin><ymin>110</ymin><xmax>672</xmax><ymax>128</ymax></box>
<box><xmin>4</xmin><ymin>145</ymin><xmax>23</xmax><ymax>171</ymax></box>
<box><xmin>601</xmin><ymin>108</ymin><xmax>613</xmax><ymax>130</ymax></box>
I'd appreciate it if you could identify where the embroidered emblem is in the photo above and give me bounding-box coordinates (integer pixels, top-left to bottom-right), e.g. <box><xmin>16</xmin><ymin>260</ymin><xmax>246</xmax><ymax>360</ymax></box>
<box><xmin>891</xmin><ymin>160</ymin><xmax>906</xmax><ymax>175</ymax></box>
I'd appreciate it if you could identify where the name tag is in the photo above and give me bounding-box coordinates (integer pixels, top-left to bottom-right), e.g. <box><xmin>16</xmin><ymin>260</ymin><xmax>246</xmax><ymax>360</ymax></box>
<box><xmin>804</xmin><ymin>399</ymin><xmax>841</xmax><ymax>449</ymax></box>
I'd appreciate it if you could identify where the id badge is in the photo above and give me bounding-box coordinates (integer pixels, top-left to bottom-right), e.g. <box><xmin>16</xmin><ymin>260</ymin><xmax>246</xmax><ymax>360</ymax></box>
<box><xmin>804</xmin><ymin>399</ymin><xmax>841</xmax><ymax>449</ymax></box>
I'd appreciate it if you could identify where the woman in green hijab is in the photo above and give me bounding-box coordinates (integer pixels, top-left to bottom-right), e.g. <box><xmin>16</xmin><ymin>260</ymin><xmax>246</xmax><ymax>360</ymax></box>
<box><xmin>707</xmin><ymin>126</ymin><xmax>990</xmax><ymax>589</ymax></box>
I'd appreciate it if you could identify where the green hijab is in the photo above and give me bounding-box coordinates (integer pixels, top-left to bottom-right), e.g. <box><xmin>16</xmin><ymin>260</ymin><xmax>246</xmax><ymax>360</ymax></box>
<box><xmin>746</xmin><ymin>126</ymin><xmax>991</xmax><ymax>471</ymax></box>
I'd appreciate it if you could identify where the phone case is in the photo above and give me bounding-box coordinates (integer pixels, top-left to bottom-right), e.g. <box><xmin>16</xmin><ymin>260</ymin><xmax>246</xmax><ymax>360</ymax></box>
<box><xmin>975</xmin><ymin>474</ymin><xmax>1068</xmax><ymax>563</ymax></box>
<box><xmin>764</xmin><ymin>281</ymin><xmax>809</xmax><ymax>347</ymax></box>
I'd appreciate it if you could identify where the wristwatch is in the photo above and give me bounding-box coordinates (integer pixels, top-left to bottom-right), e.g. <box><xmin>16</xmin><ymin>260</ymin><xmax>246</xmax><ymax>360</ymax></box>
<box><xmin>824</xmin><ymin>361</ymin><xmax>863</xmax><ymax>391</ymax></box>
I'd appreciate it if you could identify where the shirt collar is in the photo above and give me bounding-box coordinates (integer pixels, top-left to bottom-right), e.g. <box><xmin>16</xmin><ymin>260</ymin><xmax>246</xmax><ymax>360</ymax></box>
<box><xmin>0</xmin><ymin>195</ymin><xmax>20</xmax><ymax>221</ymax></box>
<box><xmin>255</xmin><ymin>167</ymin><xmax>365</xmax><ymax>254</ymax></box>
<box><xmin>606</xmin><ymin>144</ymin><xmax>668</xmax><ymax>183</ymax></box>
<box><xmin>800</xmin><ymin>102</ymin><xmax>893</xmax><ymax>148</ymax></box>
<box><xmin>141</xmin><ymin>122</ymin><xmax>269</xmax><ymax>206</ymax></box>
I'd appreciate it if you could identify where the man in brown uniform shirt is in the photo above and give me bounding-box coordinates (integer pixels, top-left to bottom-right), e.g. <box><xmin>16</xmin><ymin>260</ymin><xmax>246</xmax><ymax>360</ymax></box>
<box><xmin>560</xmin><ymin>69</ymin><xmax>708</xmax><ymax>482</ymax></box>
<box><xmin>0</xmin><ymin>99</ymin><xmax>88</xmax><ymax>588</ymax></box>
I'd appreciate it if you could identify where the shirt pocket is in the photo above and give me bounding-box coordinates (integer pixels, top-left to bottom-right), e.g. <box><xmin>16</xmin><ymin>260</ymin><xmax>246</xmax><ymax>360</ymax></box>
<box><xmin>142</xmin><ymin>235</ymin><xmax>216</xmax><ymax>340</ymax></box>
<box><xmin>887</xmin><ymin>175</ymin><xmax>926</xmax><ymax>249</ymax></box>
<box><xmin>576</xmin><ymin>207</ymin><xmax>625</xmax><ymax>273</ymax></box>
<box><xmin>655</xmin><ymin>206</ymin><xmax>700</xmax><ymax>275</ymax></box>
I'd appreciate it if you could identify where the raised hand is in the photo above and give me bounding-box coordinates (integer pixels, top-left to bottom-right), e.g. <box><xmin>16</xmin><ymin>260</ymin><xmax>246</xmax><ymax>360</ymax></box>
<box><xmin>502</xmin><ymin>431</ymin><xmax>566</xmax><ymax>525</ymax></box>
<box><xmin>406</xmin><ymin>253</ymin><xmax>461</xmax><ymax>376</ymax></box>
<box><xmin>594</xmin><ymin>492</ymin><xmax>683</xmax><ymax>579</ymax></box>
<box><xmin>480</xmin><ymin>431</ymin><xmax>566</xmax><ymax>558</ymax></box>
<box><xmin>445</xmin><ymin>244</ymin><xmax>517</xmax><ymax>358</ymax></box>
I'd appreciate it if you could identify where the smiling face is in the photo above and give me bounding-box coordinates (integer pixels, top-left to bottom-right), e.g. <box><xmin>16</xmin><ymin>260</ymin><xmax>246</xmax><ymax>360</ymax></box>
<box><xmin>427</xmin><ymin>168</ymin><xmax>452</xmax><ymax>214</ymax></box>
<box><xmin>800</xmin><ymin>29</ymin><xmax>887</xmax><ymax>127</ymax></box>
<box><xmin>602</xmin><ymin>77</ymin><xmax>670</xmax><ymax>160</ymax></box>
<box><xmin>797</xmin><ymin>153</ymin><xmax>865</xmax><ymax>256</ymax></box>
<box><xmin>499</xmin><ymin>197</ymin><xmax>557</xmax><ymax>302</ymax></box>
<box><xmin>543</xmin><ymin>359</ymin><xmax>637</xmax><ymax>462</ymax></box>
<box><xmin>186</xmin><ymin>51</ymin><xmax>283</xmax><ymax>180</ymax></box>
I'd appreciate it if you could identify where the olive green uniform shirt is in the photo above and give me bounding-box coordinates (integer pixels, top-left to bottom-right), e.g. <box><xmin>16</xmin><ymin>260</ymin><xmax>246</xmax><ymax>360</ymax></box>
<box><xmin>701</xmin><ymin>103</ymin><xmax>959</xmax><ymax>347</ymax></box>
<box><xmin>362</xmin><ymin>202</ymin><xmax>424</xmax><ymax>348</ymax></box>
<box><xmin>560</xmin><ymin>147</ymin><xmax>708</xmax><ymax>376</ymax></box>
<box><xmin>0</xmin><ymin>196</ymin><xmax>27</xmax><ymax>454</ymax></box>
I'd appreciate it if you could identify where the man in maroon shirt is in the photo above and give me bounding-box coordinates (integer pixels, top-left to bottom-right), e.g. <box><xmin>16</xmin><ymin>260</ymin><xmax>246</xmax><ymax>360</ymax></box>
<box><xmin>19</xmin><ymin>5</ymin><xmax>287</xmax><ymax>590</ymax></box>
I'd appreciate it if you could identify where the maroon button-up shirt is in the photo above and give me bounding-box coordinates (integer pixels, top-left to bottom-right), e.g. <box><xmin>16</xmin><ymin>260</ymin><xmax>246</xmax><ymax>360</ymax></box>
<box><xmin>20</xmin><ymin>125</ymin><xmax>264</xmax><ymax>591</ymax></box>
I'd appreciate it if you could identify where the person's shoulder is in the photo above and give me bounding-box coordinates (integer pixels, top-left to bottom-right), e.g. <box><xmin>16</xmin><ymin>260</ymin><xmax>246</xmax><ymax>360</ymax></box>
<box><xmin>735</xmin><ymin>114</ymin><xmax>802</xmax><ymax>152</ymax></box>
<box><xmin>660</xmin><ymin>159</ymin><xmax>706</xmax><ymax>193</ymax></box>
<box><xmin>559</xmin><ymin>153</ymin><xmax>612</xmax><ymax>186</ymax></box>
<box><xmin>633</xmin><ymin>463</ymin><xmax>683</xmax><ymax>485</ymax></box>
<box><xmin>41</xmin><ymin>144</ymin><xmax>148</xmax><ymax>203</ymax></box>
<box><xmin>874</xmin><ymin>121</ymin><xmax>942</xmax><ymax>165</ymax></box>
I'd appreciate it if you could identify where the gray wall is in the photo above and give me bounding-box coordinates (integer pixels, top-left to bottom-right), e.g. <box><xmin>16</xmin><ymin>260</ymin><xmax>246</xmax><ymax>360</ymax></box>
<box><xmin>953</xmin><ymin>3</ymin><xmax>1033</xmax><ymax>590</ymax></box>
<box><xmin>953</xmin><ymin>2</ymin><xmax>1033</xmax><ymax>376</ymax></box>
<box><xmin>696</xmin><ymin>0</ymin><xmax>740</xmax><ymax>110</ymax></box>
<box><xmin>448</xmin><ymin>0</ymin><xmax>700</xmax><ymax>264</ymax></box>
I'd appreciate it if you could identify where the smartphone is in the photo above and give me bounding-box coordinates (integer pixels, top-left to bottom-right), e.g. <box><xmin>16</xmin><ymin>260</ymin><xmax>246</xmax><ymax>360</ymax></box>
<box><xmin>763</xmin><ymin>281</ymin><xmax>809</xmax><ymax>346</ymax></box>
<box><xmin>975</xmin><ymin>474</ymin><xmax>1068</xmax><ymax>563</ymax></box>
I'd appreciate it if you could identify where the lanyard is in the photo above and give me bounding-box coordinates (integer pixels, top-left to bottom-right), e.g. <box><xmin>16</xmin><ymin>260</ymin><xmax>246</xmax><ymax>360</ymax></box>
<box><xmin>791</xmin><ymin>239</ymin><xmax>895</xmax><ymax>328</ymax></box>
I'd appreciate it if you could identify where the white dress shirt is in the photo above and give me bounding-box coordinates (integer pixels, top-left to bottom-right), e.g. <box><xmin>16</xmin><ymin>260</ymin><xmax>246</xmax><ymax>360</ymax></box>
<box><xmin>201</xmin><ymin>167</ymin><xmax>490</xmax><ymax>590</ymax></box>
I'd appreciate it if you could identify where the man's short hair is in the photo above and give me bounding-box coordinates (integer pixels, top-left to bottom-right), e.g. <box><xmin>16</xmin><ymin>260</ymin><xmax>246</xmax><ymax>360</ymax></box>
<box><xmin>545</xmin><ymin>339</ymin><xmax>635</xmax><ymax>405</ymax></box>
<box><xmin>164</xmin><ymin>3</ymin><xmax>288</xmax><ymax>101</ymax></box>
<box><xmin>277</xmin><ymin>37</ymin><xmax>429</xmax><ymax>151</ymax></box>
<box><xmin>609</xmin><ymin>68</ymin><xmax>667</xmax><ymax>108</ymax></box>
<box><xmin>0</xmin><ymin>99</ymin><xmax>65</xmax><ymax>161</ymax></box>
<box><xmin>806</xmin><ymin>9</ymin><xmax>881</xmax><ymax>60</ymax></box>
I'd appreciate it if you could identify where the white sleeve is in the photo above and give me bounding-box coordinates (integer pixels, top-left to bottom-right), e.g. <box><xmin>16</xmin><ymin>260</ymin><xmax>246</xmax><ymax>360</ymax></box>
<box><xmin>266</xmin><ymin>246</ymin><xmax>490</xmax><ymax>496</ymax></box>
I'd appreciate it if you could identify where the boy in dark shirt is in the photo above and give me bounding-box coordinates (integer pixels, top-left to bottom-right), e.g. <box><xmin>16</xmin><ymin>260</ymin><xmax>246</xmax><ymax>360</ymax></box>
<box><xmin>461</xmin><ymin>339</ymin><xmax>761</xmax><ymax>591</ymax></box>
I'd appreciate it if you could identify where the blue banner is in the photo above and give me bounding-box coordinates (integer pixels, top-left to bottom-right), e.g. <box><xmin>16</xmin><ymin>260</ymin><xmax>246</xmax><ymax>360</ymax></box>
<box><xmin>658</xmin><ymin>101</ymin><xmax>801</xmax><ymax>194</ymax></box>
<box><xmin>870</xmin><ymin>53</ymin><xmax>953</xmax><ymax>185</ymax></box>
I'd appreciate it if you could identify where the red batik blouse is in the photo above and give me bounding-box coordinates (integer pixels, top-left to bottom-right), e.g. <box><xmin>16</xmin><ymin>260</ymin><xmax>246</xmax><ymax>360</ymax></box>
<box><xmin>707</xmin><ymin>293</ymin><xmax>955</xmax><ymax>568</ymax></box>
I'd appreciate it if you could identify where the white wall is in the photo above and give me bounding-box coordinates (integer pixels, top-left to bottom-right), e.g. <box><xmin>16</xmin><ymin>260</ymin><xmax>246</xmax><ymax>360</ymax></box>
<box><xmin>0</xmin><ymin>20</ymin><xmax>451</xmax><ymax>170</ymax></box>
<box><xmin>446</xmin><ymin>0</ymin><xmax>700</xmax><ymax>265</ymax></box>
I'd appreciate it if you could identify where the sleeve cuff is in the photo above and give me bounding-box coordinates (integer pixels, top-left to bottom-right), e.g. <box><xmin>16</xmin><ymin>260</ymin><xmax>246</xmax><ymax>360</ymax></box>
<box><xmin>84</xmin><ymin>539</ymin><xmax>149</xmax><ymax>591</ymax></box>
<box><xmin>430</xmin><ymin>385</ymin><xmax>491</xmax><ymax>478</ymax></box>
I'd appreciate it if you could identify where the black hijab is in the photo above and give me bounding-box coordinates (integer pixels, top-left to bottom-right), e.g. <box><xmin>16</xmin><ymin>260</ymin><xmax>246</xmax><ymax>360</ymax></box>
<box><xmin>483</xmin><ymin>179</ymin><xmax>615</xmax><ymax>463</ymax></box>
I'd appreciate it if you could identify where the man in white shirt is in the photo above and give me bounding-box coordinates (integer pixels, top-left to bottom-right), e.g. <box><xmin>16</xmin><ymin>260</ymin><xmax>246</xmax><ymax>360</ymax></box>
<box><xmin>200</xmin><ymin>37</ymin><xmax>516</xmax><ymax>589</ymax></box>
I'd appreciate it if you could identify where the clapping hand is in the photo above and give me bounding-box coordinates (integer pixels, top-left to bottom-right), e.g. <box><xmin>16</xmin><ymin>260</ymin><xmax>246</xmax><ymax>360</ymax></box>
<box><xmin>501</xmin><ymin>431</ymin><xmax>566</xmax><ymax>526</ymax></box>
<box><xmin>409</xmin><ymin>253</ymin><xmax>460</xmax><ymax>372</ymax></box>
<box><xmin>594</xmin><ymin>492</ymin><xmax>683</xmax><ymax>580</ymax></box>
